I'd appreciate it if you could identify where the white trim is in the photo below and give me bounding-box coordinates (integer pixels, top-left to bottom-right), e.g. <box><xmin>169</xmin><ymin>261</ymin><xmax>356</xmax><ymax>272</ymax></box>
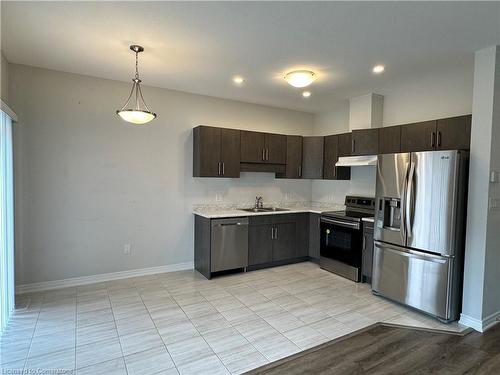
<box><xmin>459</xmin><ymin>310</ymin><xmax>500</xmax><ymax>332</ymax></box>
<box><xmin>0</xmin><ymin>100</ymin><xmax>17</xmax><ymax>122</ymax></box>
<box><xmin>15</xmin><ymin>262</ymin><xmax>194</xmax><ymax>294</ymax></box>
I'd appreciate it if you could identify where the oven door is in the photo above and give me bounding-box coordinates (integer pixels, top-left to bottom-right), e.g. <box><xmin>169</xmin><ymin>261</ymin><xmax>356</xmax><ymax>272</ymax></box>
<box><xmin>320</xmin><ymin>217</ymin><xmax>363</xmax><ymax>281</ymax></box>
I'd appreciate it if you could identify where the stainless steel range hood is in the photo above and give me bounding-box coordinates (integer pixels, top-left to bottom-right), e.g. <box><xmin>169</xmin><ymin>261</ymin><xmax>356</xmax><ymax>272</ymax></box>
<box><xmin>335</xmin><ymin>155</ymin><xmax>378</xmax><ymax>167</ymax></box>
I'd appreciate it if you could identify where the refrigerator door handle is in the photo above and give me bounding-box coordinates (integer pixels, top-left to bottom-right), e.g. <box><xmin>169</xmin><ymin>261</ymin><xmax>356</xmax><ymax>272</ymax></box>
<box><xmin>406</xmin><ymin>162</ymin><xmax>416</xmax><ymax>239</ymax></box>
<box><xmin>374</xmin><ymin>241</ymin><xmax>447</xmax><ymax>264</ymax></box>
<box><xmin>401</xmin><ymin>162</ymin><xmax>410</xmax><ymax>243</ymax></box>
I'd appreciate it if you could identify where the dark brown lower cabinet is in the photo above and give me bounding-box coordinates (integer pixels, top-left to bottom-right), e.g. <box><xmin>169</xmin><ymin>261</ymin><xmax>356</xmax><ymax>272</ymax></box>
<box><xmin>248</xmin><ymin>214</ymin><xmax>308</xmax><ymax>268</ymax></box>
<box><xmin>362</xmin><ymin>222</ymin><xmax>374</xmax><ymax>284</ymax></box>
<box><xmin>308</xmin><ymin>213</ymin><xmax>321</xmax><ymax>262</ymax></box>
<box><xmin>248</xmin><ymin>223</ymin><xmax>273</xmax><ymax>265</ymax></box>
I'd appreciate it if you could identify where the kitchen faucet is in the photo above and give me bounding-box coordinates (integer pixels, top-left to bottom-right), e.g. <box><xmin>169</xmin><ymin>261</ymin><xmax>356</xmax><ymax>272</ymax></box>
<box><xmin>255</xmin><ymin>196</ymin><xmax>263</xmax><ymax>209</ymax></box>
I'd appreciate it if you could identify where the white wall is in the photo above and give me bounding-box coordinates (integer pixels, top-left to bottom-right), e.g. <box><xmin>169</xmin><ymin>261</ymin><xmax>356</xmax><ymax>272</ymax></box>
<box><xmin>9</xmin><ymin>64</ymin><xmax>313</xmax><ymax>285</ymax></box>
<box><xmin>461</xmin><ymin>46</ymin><xmax>500</xmax><ymax>330</ymax></box>
<box><xmin>311</xmin><ymin>64</ymin><xmax>474</xmax><ymax>203</ymax></box>
<box><xmin>1</xmin><ymin>52</ymin><xmax>9</xmax><ymax>104</ymax></box>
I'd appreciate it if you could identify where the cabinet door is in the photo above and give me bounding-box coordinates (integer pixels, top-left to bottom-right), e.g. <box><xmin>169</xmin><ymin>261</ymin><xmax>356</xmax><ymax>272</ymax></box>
<box><xmin>221</xmin><ymin>128</ymin><xmax>240</xmax><ymax>177</ymax></box>
<box><xmin>338</xmin><ymin>133</ymin><xmax>352</xmax><ymax>157</ymax></box>
<box><xmin>296</xmin><ymin>214</ymin><xmax>309</xmax><ymax>257</ymax></box>
<box><xmin>193</xmin><ymin>126</ymin><xmax>221</xmax><ymax>177</ymax></box>
<box><xmin>241</xmin><ymin>131</ymin><xmax>266</xmax><ymax>163</ymax></box>
<box><xmin>248</xmin><ymin>224</ymin><xmax>273</xmax><ymax>266</ymax></box>
<box><xmin>379</xmin><ymin>126</ymin><xmax>401</xmax><ymax>154</ymax></box>
<box><xmin>308</xmin><ymin>213</ymin><xmax>321</xmax><ymax>261</ymax></box>
<box><xmin>362</xmin><ymin>226</ymin><xmax>374</xmax><ymax>283</ymax></box>
<box><xmin>266</xmin><ymin>133</ymin><xmax>287</xmax><ymax>164</ymax></box>
<box><xmin>323</xmin><ymin>135</ymin><xmax>338</xmax><ymax>180</ymax></box>
<box><xmin>272</xmin><ymin>222</ymin><xmax>297</xmax><ymax>261</ymax></box>
<box><xmin>284</xmin><ymin>136</ymin><xmax>303</xmax><ymax>178</ymax></box>
<box><xmin>401</xmin><ymin>121</ymin><xmax>437</xmax><ymax>152</ymax></box>
<box><xmin>352</xmin><ymin>129</ymin><xmax>379</xmax><ymax>156</ymax></box>
<box><xmin>302</xmin><ymin>137</ymin><xmax>324</xmax><ymax>179</ymax></box>
<box><xmin>436</xmin><ymin>115</ymin><xmax>471</xmax><ymax>150</ymax></box>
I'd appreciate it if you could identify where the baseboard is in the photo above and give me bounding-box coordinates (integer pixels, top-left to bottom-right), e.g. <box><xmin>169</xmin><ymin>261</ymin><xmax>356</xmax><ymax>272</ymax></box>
<box><xmin>459</xmin><ymin>310</ymin><xmax>500</xmax><ymax>332</ymax></box>
<box><xmin>16</xmin><ymin>262</ymin><xmax>194</xmax><ymax>294</ymax></box>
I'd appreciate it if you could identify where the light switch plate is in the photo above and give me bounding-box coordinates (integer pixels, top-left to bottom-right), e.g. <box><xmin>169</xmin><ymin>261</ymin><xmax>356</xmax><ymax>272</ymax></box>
<box><xmin>491</xmin><ymin>170</ymin><xmax>499</xmax><ymax>183</ymax></box>
<box><xmin>489</xmin><ymin>197</ymin><xmax>499</xmax><ymax>211</ymax></box>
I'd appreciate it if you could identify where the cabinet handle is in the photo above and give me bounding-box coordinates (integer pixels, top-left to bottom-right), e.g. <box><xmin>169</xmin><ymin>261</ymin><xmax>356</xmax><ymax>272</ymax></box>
<box><xmin>222</xmin><ymin>162</ymin><xmax>225</xmax><ymax>175</ymax></box>
<box><xmin>275</xmin><ymin>227</ymin><xmax>278</xmax><ymax>240</ymax></box>
<box><xmin>266</xmin><ymin>149</ymin><xmax>269</xmax><ymax>161</ymax></box>
<box><xmin>437</xmin><ymin>131</ymin><xmax>442</xmax><ymax>148</ymax></box>
<box><xmin>298</xmin><ymin>165</ymin><xmax>302</xmax><ymax>177</ymax></box>
<box><xmin>352</xmin><ymin>139</ymin><xmax>355</xmax><ymax>154</ymax></box>
<box><xmin>333</xmin><ymin>166</ymin><xmax>337</xmax><ymax>178</ymax></box>
<box><xmin>431</xmin><ymin>132</ymin><xmax>436</xmax><ymax>148</ymax></box>
<box><xmin>262</xmin><ymin>149</ymin><xmax>265</xmax><ymax>161</ymax></box>
<box><xmin>217</xmin><ymin>162</ymin><xmax>221</xmax><ymax>175</ymax></box>
<box><xmin>271</xmin><ymin>227</ymin><xmax>274</xmax><ymax>240</ymax></box>
<box><xmin>363</xmin><ymin>235</ymin><xmax>366</xmax><ymax>251</ymax></box>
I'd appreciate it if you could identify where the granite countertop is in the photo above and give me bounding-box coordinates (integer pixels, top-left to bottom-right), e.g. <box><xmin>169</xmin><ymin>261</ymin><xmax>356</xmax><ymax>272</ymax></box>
<box><xmin>193</xmin><ymin>202</ymin><xmax>345</xmax><ymax>219</ymax></box>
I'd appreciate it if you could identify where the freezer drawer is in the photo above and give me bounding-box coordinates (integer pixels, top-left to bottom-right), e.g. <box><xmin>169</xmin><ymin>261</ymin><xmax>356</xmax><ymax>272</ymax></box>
<box><xmin>210</xmin><ymin>218</ymin><xmax>248</xmax><ymax>273</ymax></box>
<box><xmin>372</xmin><ymin>241</ymin><xmax>453</xmax><ymax>321</ymax></box>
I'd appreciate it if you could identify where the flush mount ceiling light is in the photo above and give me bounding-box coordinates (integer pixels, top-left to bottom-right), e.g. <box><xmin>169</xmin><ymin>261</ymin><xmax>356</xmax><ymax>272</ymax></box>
<box><xmin>233</xmin><ymin>76</ymin><xmax>245</xmax><ymax>85</ymax></box>
<box><xmin>116</xmin><ymin>45</ymin><xmax>156</xmax><ymax>125</ymax></box>
<box><xmin>284</xmin><ymin>70</ymin><xmax>316</xmax><ymax>88</ymax></box>
<box><xmin>372</xmin><ymin>65</ymin><xmax>385</xmax><ymax>74</ymax></box>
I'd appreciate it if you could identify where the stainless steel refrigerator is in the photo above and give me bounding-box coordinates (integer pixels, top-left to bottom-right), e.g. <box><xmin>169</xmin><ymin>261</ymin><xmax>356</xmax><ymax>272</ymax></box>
<box><xmin>373</xmin><ymin>150</ymin><xmax>468</xmax><ymax>322</ymax></box>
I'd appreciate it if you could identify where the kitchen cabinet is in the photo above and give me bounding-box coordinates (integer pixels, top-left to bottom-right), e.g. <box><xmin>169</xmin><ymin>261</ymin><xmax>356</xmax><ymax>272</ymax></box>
<box><xmin>248</xmin><ymin>222</ymin><xmax>274</xmax><ymax>266</ymax></box>
<box><xmin>193</xmin><ymin>126</ymin><xmax>240</xmax><ymax>177</ymax></box>
<box><xmin>248</xmin><ymin>214</ymin><xmax>307</xmax><ymax>267</ymax></box>
<box><xmin>362</xmin><ymin>221</ymin><xmax>374</xmax><ymax>284</ymax></box>
<box><xmin>401</xmin><ymin>115</ymin><xmax>471</xmax><ymax>153</ymax></box>
<box><xmin>436</xmin><ymin>115</ymin><xmax>471</xmax><ymax>151</ymax></box>
<box><xmin>323</xmin><ymin>135</ymin><xmax>351</xmax><ymax>180</ymax></box>
<box><xmin>308</xmin><ymin>213</ymin><xmax>321</xmax><ymax>262</ymax></box>
<box><xmin>378</xmin><ymin>125</ymin><xmax>401</xmax><ymax>154</ymax></box>
<box><xmin>351</xmin><ymin>128</ymin><xmax>379</xmax><ymax>156</ymax></box>
<box><xmin>283</xmin><ymin>135</ymin><xmax>303</xmax><ymax>179</ymax></box>
<box><xmin>302</xmin><ymin>136</ymin><xmax>324</xmax><ymax>179</ymax></box>
<box><xmin>401</xmin><ymin>120</ymin><xmax>438</xmax><ymax>152</ymax></box>
<box><xmin>240</xmin><ymin>131</ymin><xmax>286</xmax><ymax>164</ymax></box>
<box><xmin>338</xmin><ymin>132</ymin><xmax>352</xmax><ymax>157</ymax></box>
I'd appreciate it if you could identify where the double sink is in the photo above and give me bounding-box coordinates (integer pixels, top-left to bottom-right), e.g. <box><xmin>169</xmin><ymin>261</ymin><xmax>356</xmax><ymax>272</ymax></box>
<box><xmin>240</xmin><ymin>207</ymin><xmax>290</xmax><ymax>213</ymax></box>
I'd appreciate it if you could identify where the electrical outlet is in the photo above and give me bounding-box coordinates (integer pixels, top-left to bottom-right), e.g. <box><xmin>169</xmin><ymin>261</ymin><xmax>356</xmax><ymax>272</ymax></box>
<box><xmin>489</xmin><ymin>197</ymin><xmax>499</xmax><ymax>211</ymax></box>
<box><xmin>491</xmin><ymin>170</ymin><xmax>499</xmax><ymax>183</ymax></box>
<box><xmin>124</xmin><ymin>243</ymin><xmax>131</xmax><ymax>255</ymax></box>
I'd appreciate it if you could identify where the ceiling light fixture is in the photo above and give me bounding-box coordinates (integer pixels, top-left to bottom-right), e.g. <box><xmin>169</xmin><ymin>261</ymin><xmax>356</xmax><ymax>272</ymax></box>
<box><xmin>233</xmin><ymin>76</ymin><xmax>244</xmax><ymax>85</ymax></box>
<box><xmin>372</xmin><ymin>65</ymin><xmax>385</xmax><ymax>74</ymax></box>
<box><xmin>284</xmin><ymin>70</ymin><xmax>316</xmax><ymax>88</ymax></box>
<box><xmin>302</xmin><ymin>91</ymin><xmax>311</xmax><ymax>98</ymax></box>
<box><xmin>116</xmin><ymin>45</ymin><xmax>157</xmax><ymax>125</ymax></box>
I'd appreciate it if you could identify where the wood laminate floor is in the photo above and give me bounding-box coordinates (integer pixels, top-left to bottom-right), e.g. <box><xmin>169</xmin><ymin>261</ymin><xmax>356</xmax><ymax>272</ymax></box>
<box><xmin>247</xmin><ymin>323</ymin><xmax>500</xmax><ymax>375</ymax></box>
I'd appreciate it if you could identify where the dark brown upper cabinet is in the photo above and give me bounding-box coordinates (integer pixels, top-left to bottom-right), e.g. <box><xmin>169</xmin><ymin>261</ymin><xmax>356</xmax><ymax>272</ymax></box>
<box><xmin>240</xmin><ymin>131</ymin><xmax>286</xmax><ymax>164</ymax></box>
<box><xmin>351</xmin><ymin>128</ymin><xmax>379</xmax><ymax>156</ymax></box>
<box><xmin>401</xmin><ymin>120</ymin><xmax>437</xmax><ymax>152</ymax></box>
<box><xmin>283</xmin><ymin>135</ymin><xmax>303</xmax><ymax>179</ymax></box>
<box><xmin>323</xmin><ymin>135</ymin><xmax>350</xmax><ymax>180</ymax></box>
<box><xmin>302</xmin><ymin>136</ymin><xmax>324</xmax><ymax>179</ymax></box>
<box><xmin>193</xmin><ymin>126</ymin><xmax>240</xmax><ymax>178</ymax></box>
<box><xmin>338</xmin><ymin>132</ymin><xmax>352</xmax><ymax>157</ymax></box>
<box><xmin>401</xmin><ymin>115</ymin><xmax>471</xmax><ymax>152</ymax></box>
<box><xmin>379</xmin><ymin>125</ymin><xmax>402</xmax><ymax>154</ymax></box>
<box><xmin>436</xmin><ymin>115</ymin><xmax>471</xmax><ymax>151</ymax></box>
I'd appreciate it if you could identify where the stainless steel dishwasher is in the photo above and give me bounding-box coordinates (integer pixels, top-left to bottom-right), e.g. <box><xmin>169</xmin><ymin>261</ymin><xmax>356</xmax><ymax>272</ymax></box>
<box><xmin>210</xmin><ymin>217</ymin><xmax>249</xmax><ymax>273</ymax></box>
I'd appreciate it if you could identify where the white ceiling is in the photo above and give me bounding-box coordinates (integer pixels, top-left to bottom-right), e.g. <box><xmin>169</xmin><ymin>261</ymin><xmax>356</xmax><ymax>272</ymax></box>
<box><xmin>2</xmin><ymin>1</ymin><xmax>499</xmax><ymax>113</ymax></box>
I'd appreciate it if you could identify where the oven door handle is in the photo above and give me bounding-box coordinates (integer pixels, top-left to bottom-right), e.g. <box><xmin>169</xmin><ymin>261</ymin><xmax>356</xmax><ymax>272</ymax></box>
<box><xmin>321</xmin><ymin>217</ymin><xmax>360</xmax><ymax>230</ymax></box>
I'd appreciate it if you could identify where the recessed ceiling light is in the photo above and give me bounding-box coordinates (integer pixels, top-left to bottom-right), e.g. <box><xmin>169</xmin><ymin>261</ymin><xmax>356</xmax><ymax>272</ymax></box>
<box><xmin>233</xmin><ymin>76</ymin><xmax>244</xmax><ymax>84</ymax></box>
<box><xmin>284</xmin><ymin>70</ymin><xmax>316</xmax><ymax>88</ymax></box>
<box><xmin>373</xmin><ymin>65</ymin><xmax>385</xmax><ymax>74</ymax></box>
<box><xmin>302</xmin><ymin>91</ymin><xmax>311</xmax><ymax>98</ymax></box>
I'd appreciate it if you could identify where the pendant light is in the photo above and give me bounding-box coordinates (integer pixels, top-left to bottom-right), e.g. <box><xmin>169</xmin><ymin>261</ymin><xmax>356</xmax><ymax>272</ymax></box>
<box><xmin>116</xmin><ymin>45</ymin><xmax>157</xmax><ymax>125</ymax></box>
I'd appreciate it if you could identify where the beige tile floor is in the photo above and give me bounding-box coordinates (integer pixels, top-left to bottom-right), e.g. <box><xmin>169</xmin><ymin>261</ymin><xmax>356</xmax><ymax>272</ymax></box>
<box><xmin>0</xmin><ymin>262</ymin><xmax>467</xmax><ymax>375</ymax></box>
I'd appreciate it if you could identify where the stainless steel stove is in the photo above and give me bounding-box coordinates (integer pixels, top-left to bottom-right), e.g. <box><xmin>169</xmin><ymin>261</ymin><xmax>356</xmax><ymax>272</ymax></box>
<box><xmin>320</xmin><ymin>196</ymin><xmax>375</xmax><ymax>282</ymax></box>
